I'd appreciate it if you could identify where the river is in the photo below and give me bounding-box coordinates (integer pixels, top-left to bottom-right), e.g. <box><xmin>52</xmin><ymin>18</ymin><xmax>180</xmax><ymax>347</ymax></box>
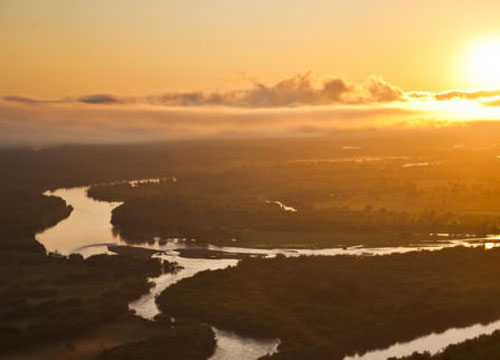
<box><xmin>36</xmin><ymin>185</ymin><xmax>500</xmax><ymax>360</ymax></box>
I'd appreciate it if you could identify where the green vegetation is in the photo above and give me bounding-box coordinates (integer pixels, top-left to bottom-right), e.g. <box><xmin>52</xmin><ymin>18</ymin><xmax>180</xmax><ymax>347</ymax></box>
<box><xmin>88</xmin><ymin>145</ymin><xmax>500</xmax><ymax>248</ymax></box>
<box><xmin>0</xmin><ymin>250</ymin><xmax>172</xmax><ymax>355</ymax></box>
<box><xmin>393</xmin><ymin>330</ymin><xmax>500</xmax><ymax>360</ymax></box>
<box><xmin>0</xmin><ymin>190</ymin><xmax>72</xmax><ymax>252</ymax></box>
<box><xmin>3</xmin><ymin>134</ymin><xmax>500</xmax><ymax>358</ymax></box>
<box><xmin>0</xmin><ymin>177</ymin><xmax>211</xmax><ymax>360</ymax></box>
<box><xmin>98</xmin><ymin>320</ymin><xmax>216</xmax><ymax>360</ymax></box>
<box><xmin>3</xmin><ymin>131</ymin><xmax>500</xmax><ymax>248</ymax></box>
<box><xmin>158</xmin><ymin>247</ymin><xmax>500</xmax><ymax>360</ymax></box>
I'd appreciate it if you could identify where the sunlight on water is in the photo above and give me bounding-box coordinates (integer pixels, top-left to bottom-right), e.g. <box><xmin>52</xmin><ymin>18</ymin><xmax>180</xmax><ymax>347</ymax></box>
<box><xmin>402</xmin><ymin>162</ymin><xmax>431</xmax><ymax>167</ymax></box>
<box><xmin>35</xmin><ymin>184</ymin><xmax>500</xmax><ymax>360</ymax></box>
<box><xmin>345</xmin><ymin>319</ymin><xmax>500</xmax><ymax>360</ymax></box>
<box><xmin>265</xmin><ymin>200</ymin><xmax>298</xmax><ymax>212</ymax></box>
<box><xmin>484</xmin><ymin>242</ymin><xmax>500</xmax><ymax>250</ymax></box>
<box><xmin>36</xmin><ymin>185</ymin><xmax>279</xmax><ymax>360</ymax></box>
<box><xmin>129</xmin><ymin>254</ymin><xmax>237</xmax><ymax>320</ymax></box>
<box><xmin>209</xmin><ymin>328</ymin><xmax>279</xmax><ymax>360</ymax></box>
<box><xmin>37</xmin><ymin>187</ymin><xmax>122</xmax><ymax>255</ymax></box>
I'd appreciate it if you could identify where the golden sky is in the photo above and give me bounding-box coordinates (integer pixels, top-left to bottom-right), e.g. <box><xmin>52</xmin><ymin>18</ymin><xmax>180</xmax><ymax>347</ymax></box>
<box><xmin>2</xmin><ymin>0</ymin><xmax>500</xmax><ymax>98</ymax></box>
<box><xmin>2</xmin><ymin>1</ymin><xmax>500</xmax><ymax>146</ymax></box>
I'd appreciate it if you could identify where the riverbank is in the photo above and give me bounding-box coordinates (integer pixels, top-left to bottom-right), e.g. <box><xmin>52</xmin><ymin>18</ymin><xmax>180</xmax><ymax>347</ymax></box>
<box><xmin>158</xmin><ymin>247</ymin><xmax>500</xmax><ymax>360</ymax></box>
<box><xmin>393</xmin><ymin>330</ymin><xmax>500</xmax><ymax>360</ymax></box>
<box><xmin>33</xmin><ymin>185</ymin><xmax>500</xmax><ymax>360</ymax></box>
<box><xmin>0</xmin><ymin>250</ymin><xmax>188</xmax><ymax>359</ymax></box>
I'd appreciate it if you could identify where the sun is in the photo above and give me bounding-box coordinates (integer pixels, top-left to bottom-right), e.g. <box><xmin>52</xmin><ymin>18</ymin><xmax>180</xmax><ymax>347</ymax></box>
<box><xmin>465</xmin><ymin>38</ymin><xmax>500</xmax><ymax>88</ymax></box>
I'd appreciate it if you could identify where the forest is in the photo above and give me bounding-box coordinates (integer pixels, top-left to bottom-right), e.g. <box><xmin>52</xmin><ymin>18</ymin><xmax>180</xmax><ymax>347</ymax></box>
<box><xmin>159</xmin><ymin>247</ymin><xmax>500</xmax><ymax>359</ymax></box>
<box><xmin>6</xmin><ymin>0</ymin><xmax>500</xmax><ymax>358</ymax></box>
<box><xmin>86</xmin><ymin>135</ymin><xmax>500</xmax><ymax>248</ymax></box>
<box><xmin>392</xmin><ymin>330</ymin><xmax>500</xmax><ymax>360</ymax></box>
<box><xmin>3</xmin><ymin>132</ymin><xmax>500</xmax><ymax>359</ymax></box>
<box><xmin>0</xmin><ymin>142</ymin><xmax>221</xmax><ymax>359</ymax></box>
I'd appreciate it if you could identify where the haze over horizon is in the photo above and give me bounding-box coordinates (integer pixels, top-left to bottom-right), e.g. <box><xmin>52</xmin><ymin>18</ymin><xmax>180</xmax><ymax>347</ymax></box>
<box><xmin>2</xmin><ymin>0</ymin><xmax>500</xmax><ymax>145</ymax></box>
<box><xmin>6</xmin><ymin>3</ymin><xmax>500</xmax><ymax>360</ymax></box>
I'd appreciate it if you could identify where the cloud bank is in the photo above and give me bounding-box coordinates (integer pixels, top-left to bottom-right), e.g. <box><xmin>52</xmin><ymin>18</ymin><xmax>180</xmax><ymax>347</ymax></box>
<box><xmin>6</xmin><ymin>73</ymin><xmax>500</xmax><ymax>110</ymax></box>
<box><xmin>0</xmin><ymin>101</ymin><xmax>431</xmax><ymax>147</ymax></box>
<box><xmin>2</xmin><ymin>73</ymin><xmax>406</xmax><ymax>108</ymax></box>
<box><xmin>145</xmin><ymin>74</ymin><xmax>406</xmax><ymax>107</ymax></box>
<box><xmin>434</xmin><ymin>89</ymin><xmax>500</xmax><ymax>101</ymax></box>
<box><xmin>2</xmin><ymin>73</ymin><xmax>500</xmax><ymax>146</ymax></box>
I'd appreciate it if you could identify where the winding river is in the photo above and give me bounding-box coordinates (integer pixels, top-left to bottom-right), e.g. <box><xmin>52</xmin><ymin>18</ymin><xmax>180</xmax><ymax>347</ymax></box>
<box><xmin>36</xmin><ymin>184</ymin><xmax>500</xmax><ymax>360</ymax></box>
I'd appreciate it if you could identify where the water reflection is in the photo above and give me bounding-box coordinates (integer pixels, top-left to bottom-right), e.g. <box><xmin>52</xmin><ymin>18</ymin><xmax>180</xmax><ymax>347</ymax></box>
<box><xmin>35</xmin><ymin>185</ymin><xmax>500</xmax><ymax>360</ymax></box>
<box><xmin>129</xmin><ymin>254</ymin><xmax>237</xmax><ymax>320</ymax></box>
<box><xmin>37</xmin><ymin>187</ymin><xmax>122</xmax><ymax>256</ymax></box>
<box><xmin>484</xmin><ymin>242</ymin><xmax>500</xmax><ymax>250</ymax></box>
<box><xmin>36</xmin><ymin>186</ymin><xmax>279</xmax><ymax>360</ymax></box>
<box><xmin>345</xmin><ymin>319</ymin><xmax>500</xmax><ymax>360</ymax></box>
<box><xmin>265</xmin><ymin>200</ymin><xmax>298</xmax><ymax>212</ymax></box>
<box><xmin>210</xmin><ymin>328</ymin><xmax>279</xmax><ymax>360</ymax></box>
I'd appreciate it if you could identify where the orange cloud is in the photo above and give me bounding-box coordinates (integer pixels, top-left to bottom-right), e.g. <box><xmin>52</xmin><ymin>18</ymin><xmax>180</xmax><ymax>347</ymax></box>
<box><xmin>434</xmin><ymin>89</ymin><xmax>500</xmax><ymax>101</ymax></box>
<box><xmin>2</xmin><ymin>74</ymin><xmax>406</xmax><ymax>108</ymax></box>
<box><xmin>3</xmin><ymin>74</ymin><xmax>500</xmax><ymax>147</ymax></box>
<box><xmin>477</xmin><ymin>95</ymin><xmax>500</xmax><ymax>107</ymax></box>
<box><xmin>0</xmin><ymin>100</ymin><xmax>426</xmax><ymax>147</ymax></box>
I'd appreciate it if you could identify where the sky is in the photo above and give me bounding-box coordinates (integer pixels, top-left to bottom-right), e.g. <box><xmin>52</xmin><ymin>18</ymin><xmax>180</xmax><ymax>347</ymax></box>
<box><xmin>3</xmin><ymin>0</ymin><xmax>500</xmax><ymax>96</ymax></box>
<box><xmin>2</xmin><ymin>0</ymin><xmax>500</xmax><ymax>145</ymax></box>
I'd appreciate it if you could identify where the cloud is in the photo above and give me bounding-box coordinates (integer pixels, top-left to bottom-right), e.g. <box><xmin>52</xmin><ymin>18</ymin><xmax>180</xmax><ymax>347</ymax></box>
<box><xmin>0</xmin><ymin>100</ymin><xmax>431</xmax><ymax>147</ymax></box>
<box><xmin>77</xmin><ymin>94</ymin><xmax>121</xmax><ymax>104</ymax></box>
<box><xmin>481</xmin><ymin>96</ymin><xmax>500</xmax><ymax>107</ymax></box>
<box><xmin>434</xmin><ymin>89</ymin><xmax>500</xmax><ymax>101</ymax></box>
<box><xmin>2</xmin><ymin>74</ymin><xmax>407</xmax><ymax>109</ymax></box>
<box><xmin>7</xmin><ymin>74</ymin><xmax>500</xmax><ymax>111</ymax></box>
<box><xmin>2</xmin><ymin>95</ymin><xmax>55</xmax><ymax>104</ymax></box>
<box><xmin>3</xmin><ymin>73</ymin><xmax>500</xmax><ymax>147</ymax></box>
<box><xmin>366</xmin><ymin>76</ymin><xmax>405</xmax><ymax>102</ymax></box>
<box><xmin>146</xmin><ymin>74</ymin><xmax>406</xmax><ymax>107</ymax></box>
<box><xmin>146</xmin><ymin>92</ymin><xmax>210</xmax><ymax>106</ymax></box>
<box><xmin>321</xmin><ymin>78</ymin><xmax>349</xmax><ymax>101</ymax></box>
<box><xmin>3</xmin><ymin>94</ymin><xmax>123</xmax><ymax>105</ymax></box>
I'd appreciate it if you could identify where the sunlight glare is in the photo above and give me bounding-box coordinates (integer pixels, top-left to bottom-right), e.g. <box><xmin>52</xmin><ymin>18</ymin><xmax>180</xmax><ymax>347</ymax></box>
<box><xmin>484</xmin><ymin>242</ymin><xmax>500</xmax><ymax>250</ymax></box>
<box><xmin>466</xmin><ymin>38</ymin><xmax>500</xmax><ymax>88</ymax></box>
